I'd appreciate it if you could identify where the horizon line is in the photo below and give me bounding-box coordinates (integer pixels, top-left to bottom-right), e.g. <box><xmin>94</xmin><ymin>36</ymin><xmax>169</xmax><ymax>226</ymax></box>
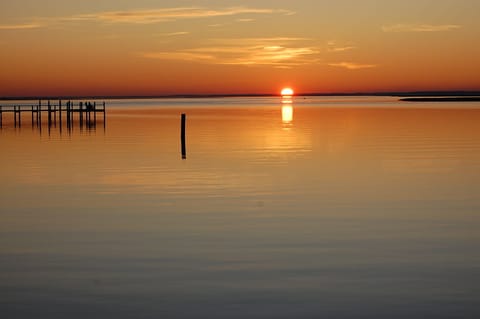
<box><xmin>1</xmin><ymin>90</ymin><xmax>480</xmax><ymax>101</ymax></box>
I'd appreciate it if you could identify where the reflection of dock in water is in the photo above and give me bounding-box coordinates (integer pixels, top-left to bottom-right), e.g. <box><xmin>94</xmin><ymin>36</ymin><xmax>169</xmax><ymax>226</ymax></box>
<box><xmin>0</xmin><ymin>100</ymin><xmax>106</xmax><ymax>133</ymax></box>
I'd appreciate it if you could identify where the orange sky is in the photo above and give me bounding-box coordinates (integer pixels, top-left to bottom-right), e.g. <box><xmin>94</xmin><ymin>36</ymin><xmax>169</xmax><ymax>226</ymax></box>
<box><xmin>1</xmin><ymin>0</ymin><xmax>479</xmax><ymax>96</ymax></box>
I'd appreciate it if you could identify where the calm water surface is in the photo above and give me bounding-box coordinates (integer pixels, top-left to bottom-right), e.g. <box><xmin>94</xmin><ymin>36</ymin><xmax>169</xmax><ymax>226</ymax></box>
<box><xmin>1</xmin><ymin>97</ymin><xmax>480</xmax><ymax>318</ymax></box>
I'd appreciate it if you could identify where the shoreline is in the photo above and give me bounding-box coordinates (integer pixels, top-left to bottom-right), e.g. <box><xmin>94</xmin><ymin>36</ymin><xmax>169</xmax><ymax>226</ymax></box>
<box><xmin>400</xmin><ymin>97</ymin><xmax>480</xmax><ymax>102</ymax></box>
<box><xmin>1</xmin><ymin>91</ymin><xmax>479</xmax><ymax>101</ymax></box>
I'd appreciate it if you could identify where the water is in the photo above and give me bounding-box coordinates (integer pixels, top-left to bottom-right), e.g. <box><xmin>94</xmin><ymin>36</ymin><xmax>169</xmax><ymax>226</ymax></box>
<box><xmin>1</xmin><ymin>96</ymin><xmax>480</xmax><ymax>318</ymax></box>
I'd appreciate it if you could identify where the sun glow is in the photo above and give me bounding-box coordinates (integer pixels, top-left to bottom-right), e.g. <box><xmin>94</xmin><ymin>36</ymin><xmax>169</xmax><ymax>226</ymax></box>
<box><xmin>282</xmin><ymin>105</ymin><xmax>293</xmax><ymax>124</ymax></box>
<box><xmin>281</xmin><ymin>88</ymin><xmax>294</xmax><ymax>96</ymax></box>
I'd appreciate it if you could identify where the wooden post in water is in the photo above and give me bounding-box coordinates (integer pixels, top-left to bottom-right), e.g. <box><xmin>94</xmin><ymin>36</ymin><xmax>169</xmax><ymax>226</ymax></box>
<box><xmin>48</xmin><ymin>100</ymin><xmax>52</xmax><ymax>126</ymax></box>
<box><xmin>79</xmin><ymin>102</ymin><xmax>83</xmax><ymax>127</ymax></box>
<box><xmin>181</xmin><ymin>113</ymin><xmax>187</xmax><ymax>159</ymax></box>
<box><xmin>53</xmin><ymin>103</ymin><xmax>57</xmax><ymax>127</ymax></box>
<box><xmin>59</xmin><ymin>100</ymin><xmax>62</xmax><ymax>122</ymax></box>
<box><xmin>103</xmin><ymin>101</ymin><xmax>106</xmax><ymax>130</ymax></box>
<box><xmin>37</xmin><ymin>100</ymin><xmax>41</xmax><ymax>124</ymax></box>
<box><xmin>14</xmin><ymin>106</ymin><xmax>17</xmax><ymax>127</ymax></box>
<box><xmin>0</xmin><ymin>105</ymin><xmax>2</xmax><ymax>127</ymax></box>
<box><xmin>58</xmin><ymin>100</ymin><xmax>62</xmax><ymax>132</ymax></box>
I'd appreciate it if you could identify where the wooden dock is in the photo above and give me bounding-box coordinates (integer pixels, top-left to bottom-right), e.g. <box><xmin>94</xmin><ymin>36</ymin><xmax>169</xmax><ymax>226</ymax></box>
<box><xmin>0</xmin><ymin>100</ymin><xmax>106</xmax><ymax>129</ymax></box>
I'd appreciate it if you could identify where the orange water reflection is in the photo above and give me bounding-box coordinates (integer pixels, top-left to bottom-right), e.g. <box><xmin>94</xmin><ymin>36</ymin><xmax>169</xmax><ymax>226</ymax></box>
<box><xmin>1</xmin><ymin>105</ymin><xmax>480</xmax><ymax>215</ymax></box>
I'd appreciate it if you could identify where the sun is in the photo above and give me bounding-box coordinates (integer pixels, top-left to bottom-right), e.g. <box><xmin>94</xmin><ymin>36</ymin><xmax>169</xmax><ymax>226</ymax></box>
<box><xmin>281</xmin><ymin>88</ymin><xmax>294</xmax><ymax>96</ymax></box>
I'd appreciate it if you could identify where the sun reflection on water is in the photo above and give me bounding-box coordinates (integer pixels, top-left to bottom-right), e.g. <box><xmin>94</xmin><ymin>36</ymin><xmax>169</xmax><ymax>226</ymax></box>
<box><xmin>281</xmin><ymin>96</ymin><xmax>293</xmax><ymax>128</ymax></box>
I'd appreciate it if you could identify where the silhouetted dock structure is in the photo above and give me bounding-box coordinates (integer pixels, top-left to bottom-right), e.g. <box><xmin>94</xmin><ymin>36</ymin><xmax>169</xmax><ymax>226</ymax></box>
<box><xmin>0</xmin><ymin>100</ymin><xmax>106</xmax><ymax>130</ymax></box>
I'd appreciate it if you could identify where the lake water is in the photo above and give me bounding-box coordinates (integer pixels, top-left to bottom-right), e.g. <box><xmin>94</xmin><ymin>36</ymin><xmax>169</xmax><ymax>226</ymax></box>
<box><xmin>1</xmin><ymin>96</ymin><xmax>480</xmax><ymax>318</ymax></box>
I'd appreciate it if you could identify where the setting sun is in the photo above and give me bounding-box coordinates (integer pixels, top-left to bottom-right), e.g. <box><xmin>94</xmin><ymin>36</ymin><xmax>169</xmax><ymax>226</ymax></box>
<box><xmin>281</xmin><ymin>88</ymin><xmax>294</xmax><ymax>96</ymax></box>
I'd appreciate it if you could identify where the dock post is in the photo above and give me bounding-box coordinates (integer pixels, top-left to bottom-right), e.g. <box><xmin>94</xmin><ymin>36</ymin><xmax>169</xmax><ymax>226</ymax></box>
<box><xmin>181</xmin><ymin>113</ymin><xmax>187</xmax><ymax>159</ymax></box>
<box><xmin>31</xmin><ymin>105</ymin><xmax>34</xmax><ymax>125</ymax></box>
<box><xmin>0</xmin><ymin>105</ymin><xmax>2</xmax><ymax>127</ymax></box>
<box><xmin>53</xmin><ymin>103</ymin><xmax>57</xmax><ymax>127</ymax></box>
<box><xmin>48</xmin><ymin>100</ymin><xmax>51</xmax><ymax>126</ymax></box>
<box><xmin>39</xmin><ymin>101</ymin><xmax>42</xmax><ymax>127</ymax></box>
<box><xmin>14</xmin><ymin>106</ymin><xmax>17</xmax><ymax>127</ymax></box>
<box><xmin>68</xmin><ymin>101</ymin><xmax>71</xmax><ymax>125</ymax></box>
<box><xmin>37</xmin><ymin>100</ymin><xmax>41</xmax><ymax>124</ymax></box>
<box><xmin>58</xmin><ymin>100</ymin><xmax>62</xmax><ymax>132</ymax></box>
<box><xmin>103</xmin><ymin>101</ymin><xmax>106</xmax><ymax>130</ymax></box>
<box><xmin>66</xmin><ymin>101</ymin><xmax>70</xmax><ymax>128</ymax></box>
<box><xmin>79</xmin><ymin>102</ymin><xmax>83</xmax><ymax>128</ymax></box>
<box><xmin>87</xmin><ymin>102</ymin><xmax>91</xmax><ymax>124</ymax></box>
<box><xmin>94</xmin><ymin>102</ymin><xmax>97</xmax><ymax>122</ymax></box>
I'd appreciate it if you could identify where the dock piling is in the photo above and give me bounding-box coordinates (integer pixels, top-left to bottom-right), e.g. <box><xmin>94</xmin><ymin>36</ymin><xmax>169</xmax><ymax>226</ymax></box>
<box><xmin>181</xmin><ymin>113</ymin><xmax>187</xmax><ymax>159</ymax></box>
<box><xmin>0</xmin><ymin>100</ymin><xmax>105</xmax><ymax>130</ymax></box>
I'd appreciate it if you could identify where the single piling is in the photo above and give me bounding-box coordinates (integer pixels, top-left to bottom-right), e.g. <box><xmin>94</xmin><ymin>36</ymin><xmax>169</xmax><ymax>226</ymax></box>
<box><xmin>79</xmin><ymin>102</ymin><xmax>83</xmax><ymax>128</ymax></box>
<box><xmin>47</xmin><ymin>100</ymin><xmax>52</xmax><ymax>126</ymax></box>
<box><xmin>59</xmin><ymin>100</ymin><xmax>62</xmax><ymax>122</ymax></box>
<box><xmin>181</xmin><ymin>113</ymin><xmax>187</xmax><ymax>159</ymax></box>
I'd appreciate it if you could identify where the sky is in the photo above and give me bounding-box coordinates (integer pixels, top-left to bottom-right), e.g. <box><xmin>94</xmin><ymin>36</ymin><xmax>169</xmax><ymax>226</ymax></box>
<box><xmin>0</xmin><ymin>0</ymin><xmax>479</xmax><ymax>96</ymax></box>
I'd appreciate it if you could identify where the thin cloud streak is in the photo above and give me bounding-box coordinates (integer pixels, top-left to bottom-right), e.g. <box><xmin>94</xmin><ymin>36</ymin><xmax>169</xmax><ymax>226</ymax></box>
<box><xmin>142</xmin><ymin>52</ymin><xmax>215</xmax><ymax>61</ymax></box>
<box><xmin>328</xmin><ymin>46</ymin><xmax>356</xmax><ymax>52</ymax></box>
<box><xmin>327</xmin><ymin>41</ymin><xmax>356</xmax><ymax>52</ymax></box>
<box><xmin>141</xmin><ymin>38</ymin><xmax>320</xmax><ymax>68</ymax></box>
<box><xmin>328</xmin><ymin>62</ymin><xmax>377</xmax><ymax>70</ymax></box>
<box><xmin>382</xmin><ymin>24</ymin><xmax>461</xmax><ymax>32</ymax></box>
<box><xmin>65</xmin><ymin>7</ymin><xmax>295</xmax><ymax>24</ymax></box>
<box><xmin>159</xmin><ymin>31</ymin><xmax>190</xmax><ymax>37</ymax></box>
<box><xmin>0</xmin><ymin>23</ymin><xmax>42</xmax><ymax>30</ymax></box>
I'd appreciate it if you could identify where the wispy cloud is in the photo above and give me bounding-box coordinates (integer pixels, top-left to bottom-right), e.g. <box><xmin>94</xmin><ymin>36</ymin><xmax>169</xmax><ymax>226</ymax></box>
<box><xmin>328</xmin><ymin>62</ymin><xmax>377</xmax><ymax>70</ymax></box>
<box><xmin>141</xmin><ymin>37</ymin><xmax>319</xmax><ymax>68</ymax></box>
<box><xmin>143</xmin><ymin>52</ymin><xmax>215</xmax><ymax>62</ymax></box>
<box><xmin>327</xmin><ymin>41</ymin><xmax>356</xmax><ymax>52</ymax></box>
<box><xmin>382</xmin><ymin>24</ymin><xmax>461</xmax><ymax>32</ymax></box>
<box><xmin>237</xmin><ymin>18</ymin><xmax>254</xmax><ymax>22</ymax></box>
<box><xmin>65</xmin><ymin>7</ymin><xmax>295</xmax><ymax>24</ymax></box>
<box><xmin>158</xmin><ymin>31</ymin><xmax>190</xmax><ymax>37</ymax></box>
<box><xmin>0</xmin><ymin>23</ymin><xmax>42</xmax><ymax>30</ymax></box>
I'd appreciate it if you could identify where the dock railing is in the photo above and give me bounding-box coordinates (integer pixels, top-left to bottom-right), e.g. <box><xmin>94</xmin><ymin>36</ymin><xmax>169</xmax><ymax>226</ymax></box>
<box><xmin>0</xmin><ymin>100</ymin><xmax>106</xmax><ymax>128</ymax></box>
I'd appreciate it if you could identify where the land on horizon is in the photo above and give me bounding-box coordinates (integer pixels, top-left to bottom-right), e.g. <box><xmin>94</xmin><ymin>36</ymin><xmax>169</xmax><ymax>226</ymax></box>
<box><xmin>1</xmin><ymin>91</ymin><xmax>480</xmax><ymax>101</ymax></box>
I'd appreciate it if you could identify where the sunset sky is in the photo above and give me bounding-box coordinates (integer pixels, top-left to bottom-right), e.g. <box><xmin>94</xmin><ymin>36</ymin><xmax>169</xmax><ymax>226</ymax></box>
<box><xmin>1</xmin><ymin>0</ymin><xmax>479</xmax><ymax>97</ymax></box>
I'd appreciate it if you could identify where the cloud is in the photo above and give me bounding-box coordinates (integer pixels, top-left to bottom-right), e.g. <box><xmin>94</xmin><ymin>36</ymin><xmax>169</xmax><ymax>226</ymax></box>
<box><xmin>237</xmin><ymin>18</ymin><xmax>254</xmax><ymax>22</ymax></box>
<box><xmin>141</xmin><ymin>37</ymin><xmax>319</xmax><ymax>68</ymax></box>
<box><xmin>158</xmin><ymin>31</ymin><xmax>190</xmax><ymax>36</ymax></box>
<box><xmin>142</xmin><ymin>52</ymin><xmax>215</xmax><ymax>61</ymax></box>
<box><xmin>382</xmin><ymin>24</ymin><xmax>461</xmax><ymax>32</ymax></box>
<box><xmin>0</xmin><ymin>23</ymin><xmax>42</xmax><ymax>30</ymax></box>
<box><xmin>65</xmin><ymin>7</ymin><xmax>295</xmax><ymax>24</ymax></box>
<box><xmin>328</xmin><ymin>46</ymin><xmax>355</xmax><ymax>52</ymax></box>
<box><xmin>327</xmin><ymin>41</ymin><xmax>356</xmax><ymax>52</ymax></box>
<box><xmin>328</xmin><ymin>62</ymin><xmax>377</xmax><ymax>70</ymax></box>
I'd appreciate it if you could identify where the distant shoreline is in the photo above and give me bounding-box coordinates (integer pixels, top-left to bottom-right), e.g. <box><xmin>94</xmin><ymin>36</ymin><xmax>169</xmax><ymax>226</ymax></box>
<box><xmin>400</xmin><ymin>97</ymin><xmax>480</xmax><ymax>102</ymax></box>
<box><xmin>1</xmin><ymin>91</ymin><xmax>479</xmax><ymax>101</ymax></box>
